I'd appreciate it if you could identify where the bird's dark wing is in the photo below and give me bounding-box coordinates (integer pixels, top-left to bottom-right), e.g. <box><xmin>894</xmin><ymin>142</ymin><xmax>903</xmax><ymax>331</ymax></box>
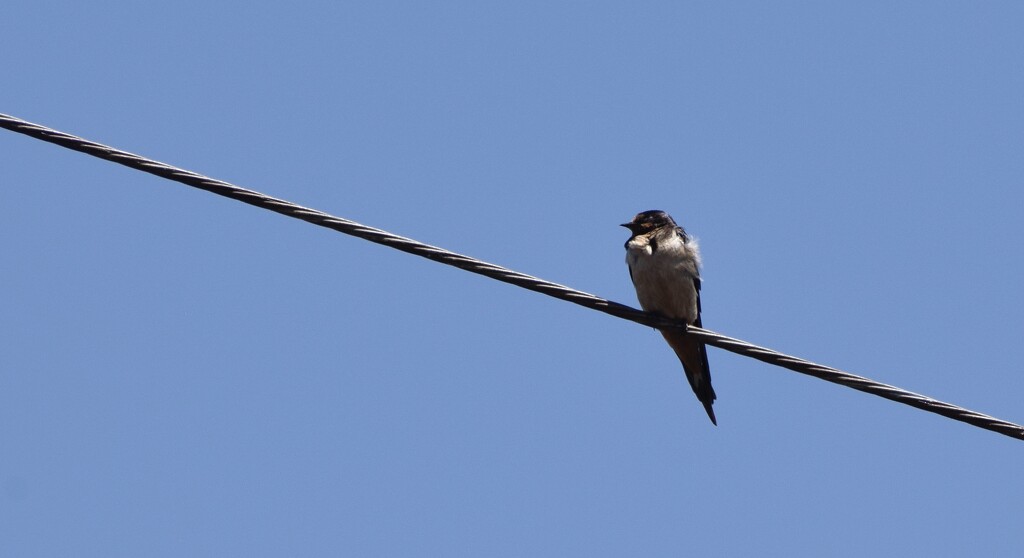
<box><xmin>694</xmin><ymin>276</ymin><xmax>702</xmax><ymax>313</ymax></box>
<box><xmin>691</xmin><ymin>275</ymin><xmax>715</xmax><ymax>422</ymax></box>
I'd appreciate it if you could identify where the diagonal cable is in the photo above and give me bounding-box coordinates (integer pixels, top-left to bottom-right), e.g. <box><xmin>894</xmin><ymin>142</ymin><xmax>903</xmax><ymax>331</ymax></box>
<box><xmin>2</xmin><ymin>112</ymin><xmax>1021</xmax><ymax>441</ymax></box>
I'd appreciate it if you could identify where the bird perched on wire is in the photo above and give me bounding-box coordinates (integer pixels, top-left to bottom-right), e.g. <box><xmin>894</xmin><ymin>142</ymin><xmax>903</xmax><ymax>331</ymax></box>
<box><xmin>622</xmin><ymin>210</ymin><xmax>717</xmax><ymax>425</ymax></box>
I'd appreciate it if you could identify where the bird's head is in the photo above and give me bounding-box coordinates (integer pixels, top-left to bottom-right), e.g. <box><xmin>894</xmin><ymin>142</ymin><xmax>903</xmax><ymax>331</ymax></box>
<box><xmin>621</xmin><ymin>210</ymin><xmax>676</xmax><ymax>234</ymax></box>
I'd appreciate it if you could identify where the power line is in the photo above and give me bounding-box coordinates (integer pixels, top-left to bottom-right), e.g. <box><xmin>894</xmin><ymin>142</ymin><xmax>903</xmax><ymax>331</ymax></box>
<box><xmin>2</xmin><ymin>112</ymin><xmax>1021</xmax><ymax>441</ymax></box>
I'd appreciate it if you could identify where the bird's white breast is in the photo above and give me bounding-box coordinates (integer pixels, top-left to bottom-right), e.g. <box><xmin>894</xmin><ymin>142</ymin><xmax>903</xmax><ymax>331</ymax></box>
<box><xmin>625</xmin><ymin>233</ymin><xmax>700</xmax><ymax>323</ymax></box>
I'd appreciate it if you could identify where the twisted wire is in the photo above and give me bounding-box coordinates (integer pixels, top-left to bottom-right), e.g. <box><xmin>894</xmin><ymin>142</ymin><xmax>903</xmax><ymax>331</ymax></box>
<box><xmin>3</xmin><ymin>112</ymin><xmax>1021</xmax><ymax>441</ymax></box>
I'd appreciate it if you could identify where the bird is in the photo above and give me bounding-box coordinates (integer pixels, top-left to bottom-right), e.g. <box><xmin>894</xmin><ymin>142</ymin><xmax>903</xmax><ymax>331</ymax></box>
<box><xmin>622</xmin><ymin>210</ymin><xmax>717</xmax><ymax>425</ymax></box>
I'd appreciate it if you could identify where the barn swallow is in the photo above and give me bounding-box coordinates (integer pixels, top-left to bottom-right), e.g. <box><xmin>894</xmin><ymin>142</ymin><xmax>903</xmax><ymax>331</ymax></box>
<box><xmin>622</xmin><ymin>210</ymin><xmax>717</xmax><ymax>425</ymax></box>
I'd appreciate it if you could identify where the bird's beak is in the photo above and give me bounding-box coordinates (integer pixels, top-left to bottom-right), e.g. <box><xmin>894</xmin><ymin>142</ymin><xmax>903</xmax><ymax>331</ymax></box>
<box><xmin>620</xmin><ymin>222</ymin><xmax>633</xmax><ymax>228</ymax></box>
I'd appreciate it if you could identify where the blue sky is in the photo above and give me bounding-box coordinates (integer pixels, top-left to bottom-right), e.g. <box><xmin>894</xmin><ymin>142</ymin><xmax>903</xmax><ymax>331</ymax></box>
<box><xmin>3</xmin><ymin>2</ymin><xmax>1023</xmax><ymax>556</ymax></box>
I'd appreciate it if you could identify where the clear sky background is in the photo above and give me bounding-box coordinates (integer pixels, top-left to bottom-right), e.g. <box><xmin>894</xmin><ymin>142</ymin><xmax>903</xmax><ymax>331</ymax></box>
<box><xmin>3</xmin><ymin>2</ymin><xmax>1023</xmax><ymax>556</ymax></box>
